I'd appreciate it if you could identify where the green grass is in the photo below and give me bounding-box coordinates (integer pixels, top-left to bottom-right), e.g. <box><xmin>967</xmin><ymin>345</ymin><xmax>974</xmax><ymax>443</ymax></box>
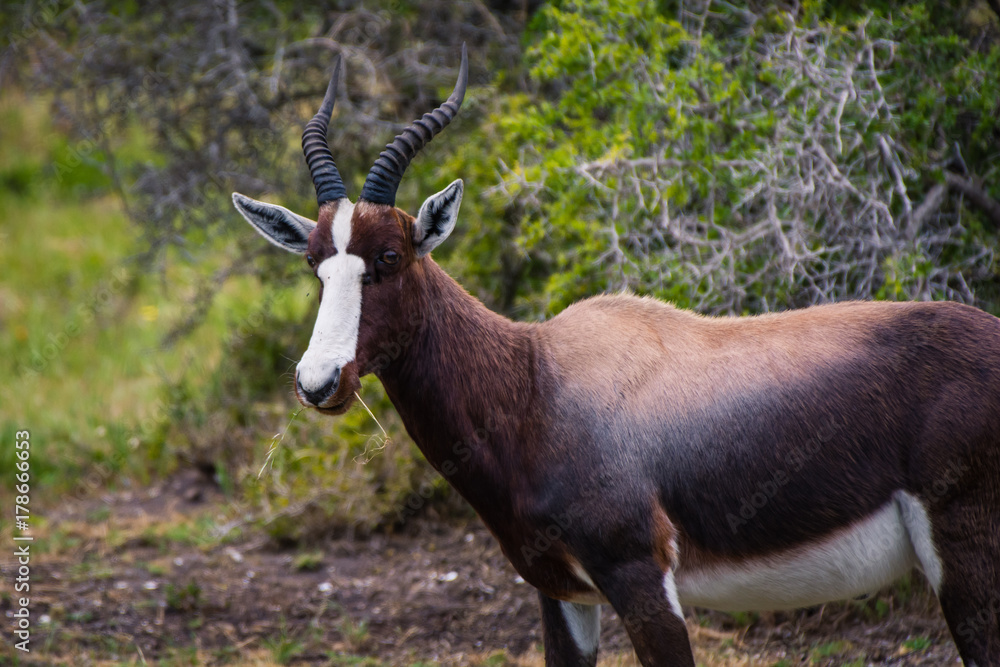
<box><xmin>164</xmin><ymin>581</ymin><xmax>203</xmax><ymax>612</ymax></box>
<box><xmin>263</xmin><ymin>618</ymin><xmax>305</xmax><ymax>665</ymax></box>
<box><xmin>809</xmin><ymin>640</ymin><xmax>852</xmax><ymax>661</ymax></box>
<box><xmin>0</xmin><ymin>89</ymin><xmax>316</xmax><ymax>508</ymax></box>
<box><xmin>0</xmin><ymin>92</ymin><xmax>171</xmax><ymax>494</ymax></box>
<box><xmin>338</xmin><ymin>615</ymin><xmax>371</xmax><ymax>652</ymax></box>
<box><xmin>292</xmin><ymin>549</ymin><xmax>325</xmax><ymax>572</ymax></box>
<box><xmin>902</xmin><ymin>636</ymin><xmax>932</xmax><ymax>652</ymax></box>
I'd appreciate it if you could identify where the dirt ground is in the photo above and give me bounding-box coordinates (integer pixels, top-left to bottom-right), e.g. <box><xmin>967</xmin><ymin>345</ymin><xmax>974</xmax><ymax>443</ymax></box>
<box><xmin>0</xmin><ymin>471</ymin><xmax>963</xmax><ymax>666</ymax></box>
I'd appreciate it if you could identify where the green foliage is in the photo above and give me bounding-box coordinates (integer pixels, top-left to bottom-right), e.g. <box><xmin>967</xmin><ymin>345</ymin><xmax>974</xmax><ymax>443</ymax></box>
<box><xmin>263</xmin><ymin>618</ymin><xmax>306</xmax><ymax>665</ymax></box>
<box><xmin>463</xmin><ymin>0</ymin><xmax>1000</xmax><ymax>316</ymax></box>
<box><xmin>164</xmin><ymin>581</ymin><xmax>203</xmax><ymax>613</ymax></box>
<box><xmin>810</xmin><ymin>640</ymin><xmax>851</xmax><ymax>660</ymax></box>
<box><xmin>902</xmin><ymin>635</ymin><xmax>932</xmax><ymax>651</ymax></box>
<box><xmin>337</xmin><ymin>615</ymin><xmax>370</xmax><ymax>652</ymax></box>
<box><xmin>722</xmin><ymin>610</ymin><xmax>758</xmax><ymax>628</ymax></box>
<box><xmin>292</xmin><ymin>550</ymin><xmax>325</xmax><ymax>572</ymax></box>
<box><xmin>877</xmin><ymin>5</ymin><xmax>1000</xmax><ymax>166</ymax></box>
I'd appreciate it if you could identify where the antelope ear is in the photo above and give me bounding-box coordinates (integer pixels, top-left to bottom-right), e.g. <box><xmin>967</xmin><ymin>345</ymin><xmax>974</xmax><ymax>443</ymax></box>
<box><xmin>232</xmin><ymin>192</ymin><xmax>316</xmax><ymax>254</ymax></box>
<box><xmin>413</xmin><ymin>179</ymin><xmax>463</xmax><ymax>257</ymax></box>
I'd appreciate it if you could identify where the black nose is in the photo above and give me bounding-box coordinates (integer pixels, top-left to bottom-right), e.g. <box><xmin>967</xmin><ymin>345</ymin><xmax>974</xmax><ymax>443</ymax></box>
<box><xmin>297</xmin><ymin>369</ymin><xmax>341</xmax><ymax>406</ymax></box>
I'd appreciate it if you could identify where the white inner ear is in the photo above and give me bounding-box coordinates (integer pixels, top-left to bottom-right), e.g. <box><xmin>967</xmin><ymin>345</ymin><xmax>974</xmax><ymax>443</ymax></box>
<box><xmin>296</xmin><ymin>201</ymin><xmax>366</xmax><ymax>392</ymax></box>
<box><xmin>414</xmin><ymin>179</ymin><xmax>463</xmax><ymax>256</ymax></box>
<box><xmin>232</xmin><ymin>192</ymin><xmax>316</xmax><ymax>254</ymax></box>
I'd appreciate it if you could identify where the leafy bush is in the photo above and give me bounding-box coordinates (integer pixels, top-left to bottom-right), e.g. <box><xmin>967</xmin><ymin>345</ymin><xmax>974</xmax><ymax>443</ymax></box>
<box><xmin>471</xmin><ymin>0</ymin><xmax>1000</xmax><ymax>317</ymax></box>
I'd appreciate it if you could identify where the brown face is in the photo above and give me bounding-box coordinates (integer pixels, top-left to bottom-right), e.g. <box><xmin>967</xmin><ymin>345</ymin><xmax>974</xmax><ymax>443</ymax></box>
<box><xmin>234</xmin><ymin>179</ymin><xmax>463</xmax><ymax>415</ymax></box>
<box><xmin>294</xmin><ymin>200</ymin><xmax>419</xmax><ymax>414</ymax></box>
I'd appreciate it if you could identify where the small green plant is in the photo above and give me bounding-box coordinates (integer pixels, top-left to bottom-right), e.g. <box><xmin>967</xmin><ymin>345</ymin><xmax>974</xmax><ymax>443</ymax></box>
<box><xmin>162</xmin><ymin>513</ymin><xmax>219</xmax><ymax>547</ymax></box>
<box><xmin>211</xmin><ymin>644</ymin><xmax>240</xmax><ymax>664</ymax></box>
<box><xmin>479</xmin><ymin>651</ymin><xmax>510</xmax><ymax>666</ymax></box>
<box><xmin>902</xmin><ymin>636</ymin><xmax>932</xmax><ymax>652</ymax></box>
<box><xmin>264</xmin><ymin>621</ymin><xmax>305</xmax><ymax>665</ymax></box>
<box><xmin>86</xmin><ymin>505</ymin><xmax>111</xmax><ymax>522</ymax></box>
<box><xmin>66</xmin><ymin>559</ymin><xmax>115</xmax><ymax>582</ymax></box>
<box><xmin>338</xmin><ymin>615</ymin><xmax>370</xmax><ymax>652</ymax></box>
<box><xmin>68</xmin><ymin>610</ymin><xmax>95</xmax><ymax>623</ymax></box>
<box><xmin>144</xmin><ymin>561</ymin><xmax>168</xmax><ymax>577</ymax></box>
<box><xmin>723</xmin><ymin>610</ymin><xmax>758</xmax><ymax>627</ymax></box>
<box><xmin>811</xmin><ymin>640</ymin><xmax>851</xmax><ymax>661</ymax></box>
<box><xmin>324</xmin><ymin>654</ymin><xmax>384</xmax><ymax>666</ymax></box>
<box><xmin>293</xmin><ymin>550</ymin><xmax>325</xmax><ymax>572</ymax></box>
<box><xmin>160</xmin><ymin>643</ymin><xmax>200</xmax><ymax>666</ymax></box>
<box><xmin>164</xmin><ymin>581</ymin><xmax>203</xmax><ymax>613</ymax></box>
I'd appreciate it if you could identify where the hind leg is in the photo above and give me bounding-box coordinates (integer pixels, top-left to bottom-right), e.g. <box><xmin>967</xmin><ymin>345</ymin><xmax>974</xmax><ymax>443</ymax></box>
<box><xmin>588</xmin><ymin>558</ymin><xmax>695</xmax><ymax>666</ymax></box>
<box><xmin>909</xmin><ymin>493</ymin><xmax>1000</xmax><ymax>666</ymax></box>
<box><xmin>539</xmin><ymin>592</ymin><xmax>601</xmax><ymax>666</ymax></box>
<box><xmin>935</xmin><ymin>529</ymin><xmax>1000</xmax><ymax>666</ymax></box>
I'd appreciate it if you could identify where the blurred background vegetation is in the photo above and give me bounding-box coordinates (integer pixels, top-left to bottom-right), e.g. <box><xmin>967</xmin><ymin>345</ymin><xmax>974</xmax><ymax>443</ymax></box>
<box><xmin>1</xmin><ymin>0</ymin><xmax>998</xmax><ymax>546</ymax></box>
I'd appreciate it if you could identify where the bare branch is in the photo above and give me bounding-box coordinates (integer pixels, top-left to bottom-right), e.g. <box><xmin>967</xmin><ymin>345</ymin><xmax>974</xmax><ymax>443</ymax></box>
<box><xmin>508</xmin><ymin>18</ymin><xmax>995</xmax><ymax>315</ymax></box>
<box><xmin>909</xmin><ymin>182</ymin><xmax>948</xmax><ymax>238</ymax></box>
<box><xmin>945</xmin><ymin>172</ymin><xmax>1000</xmax><ymax>228</ymax></box>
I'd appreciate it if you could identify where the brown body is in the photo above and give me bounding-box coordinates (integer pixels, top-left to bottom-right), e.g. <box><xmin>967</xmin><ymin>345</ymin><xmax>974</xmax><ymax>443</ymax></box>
<box><xmin>233</xmin><ymin>49</ymin><xmax>1000</xmax><ymax>666</ymax></box>
<box><xmin>373</xmin><ymin>251</ymin><xmax>1000</xmax><ymax>640</ymax></box>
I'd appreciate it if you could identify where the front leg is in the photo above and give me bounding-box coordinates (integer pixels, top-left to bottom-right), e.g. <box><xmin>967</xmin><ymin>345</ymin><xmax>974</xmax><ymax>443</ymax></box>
<box><xmin>538</xmin><ymin>591</ymin><xmax>601</xmax><ymax>666</ymax></box>
<box><xmin>590</xmin><ymin>560</ymin><xmax>695</xmax><ymax>666</ymax></box>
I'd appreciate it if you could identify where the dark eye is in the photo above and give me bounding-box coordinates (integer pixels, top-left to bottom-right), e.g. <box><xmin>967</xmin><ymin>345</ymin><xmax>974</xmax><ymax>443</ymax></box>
<box><xmin>306</xmin><ymin>255</ymin><xmax>316</xmax><ymax>268</ymax></box>
<box><xmin>378</xmin><ymin>251</ymin><xmax>399</xmax><ymax>266</ymax></box>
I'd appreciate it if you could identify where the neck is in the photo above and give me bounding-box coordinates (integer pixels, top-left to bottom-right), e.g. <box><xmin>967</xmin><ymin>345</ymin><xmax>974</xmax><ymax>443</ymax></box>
<box><xmin>375</xmin><ymin>259</ymin><xmax>537</xmax><ymax>496</ymax></box>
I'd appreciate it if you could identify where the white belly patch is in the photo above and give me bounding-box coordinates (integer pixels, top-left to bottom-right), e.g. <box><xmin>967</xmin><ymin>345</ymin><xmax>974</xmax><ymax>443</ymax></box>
<box><xmin>675</xmin><ymin>500</ymin><xmax>919</xmax><ymax>611</ymax></box>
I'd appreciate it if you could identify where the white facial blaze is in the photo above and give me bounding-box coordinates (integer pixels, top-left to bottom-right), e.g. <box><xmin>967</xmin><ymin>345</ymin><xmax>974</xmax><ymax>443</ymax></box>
<box><xmin>297</xmin><ymin>201</ymin><xmax>365</xmax><ymax>393</ymax></box>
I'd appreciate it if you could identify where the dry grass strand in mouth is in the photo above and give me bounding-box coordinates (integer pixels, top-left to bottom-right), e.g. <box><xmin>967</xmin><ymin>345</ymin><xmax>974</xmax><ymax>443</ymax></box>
<box><xmin>257</xmin><ymin>407</ymin><xmax>303</xmax><ymax>478</ymax></box>
<box><xmin>353</xmin><ymin>390</ymin><xmax>392</xmax><ymax>464</ymax></box>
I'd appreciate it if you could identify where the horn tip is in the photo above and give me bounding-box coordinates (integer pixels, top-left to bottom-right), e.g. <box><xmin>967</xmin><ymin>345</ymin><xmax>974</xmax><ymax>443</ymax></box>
<box><xmin>319</xmin><ymin>56</ymin><xmax>341</xmax><ymax>115</ymax></box>
<box><xmin>451</xmin><ymin>43</ymin><xmax>468</xmax><ymax>106</ymax></box>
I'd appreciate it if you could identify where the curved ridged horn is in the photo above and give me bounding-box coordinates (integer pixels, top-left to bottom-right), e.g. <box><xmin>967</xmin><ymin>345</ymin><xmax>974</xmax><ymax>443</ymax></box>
<box><xmin>302</xmin><ymin>57</ymin><xmax>347</xmax><ymax>205</ymax></box>
<box><xmin>359</xmin><ymin>44</ymin><xmax>468</xmax><ymax>206</ymax></box>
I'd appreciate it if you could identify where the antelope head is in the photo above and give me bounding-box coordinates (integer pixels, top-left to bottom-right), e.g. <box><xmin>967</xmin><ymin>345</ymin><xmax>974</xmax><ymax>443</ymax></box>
<box><xmin>233</xmin><ymin>47</ymin><xmax>467</xmax><ymax>414</ymax></box>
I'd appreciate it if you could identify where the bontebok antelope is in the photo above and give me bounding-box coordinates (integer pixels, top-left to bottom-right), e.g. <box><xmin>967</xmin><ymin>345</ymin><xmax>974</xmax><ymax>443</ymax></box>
<box><xmin>233</xmin><ymin>47</ymin><xmax>1000</xmax><ymax>666</ymax></box>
